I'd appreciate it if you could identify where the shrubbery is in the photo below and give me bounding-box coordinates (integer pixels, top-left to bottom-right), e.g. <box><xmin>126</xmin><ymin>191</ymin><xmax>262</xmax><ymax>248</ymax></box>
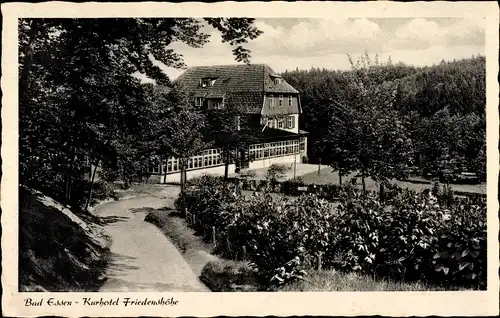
<box><xmin>175</xmin><ymin>175</ymin><xmax>486</xmax><ymax>290</ymax></box>
<box><xmin>334</xmin><ymin>191</ymin><xmax>486</xmax><ymax>289</ymax></box>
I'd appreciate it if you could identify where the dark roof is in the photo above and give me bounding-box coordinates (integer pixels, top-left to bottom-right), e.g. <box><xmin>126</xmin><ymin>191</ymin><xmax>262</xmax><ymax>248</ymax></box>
<box><xmin>175</xmin><ymin>64</ymin><xmax>299</xmax><ymax>114</ymax></box>
<box><xmin>262</xmin><ymin>65</ymin><xmax>298</xmax><ymax>94</ymax></box>
<box><xmin>225</xmin><ymin>92</ymin><xmax>263</xmax><ymax>114</ymax></box>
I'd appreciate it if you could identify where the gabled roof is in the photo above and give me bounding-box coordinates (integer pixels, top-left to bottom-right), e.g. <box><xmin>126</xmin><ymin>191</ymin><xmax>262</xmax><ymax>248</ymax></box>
<box><xmin>262</xmin><ymin>65</ymin><xmax>299</xmax><ymax>94</ymax></box>
<box><xmin>176</xmin><ymin>64</ymin><xmax>299</xmax><ymax>94</ymax></box>
<box><xmin>175</xmin><ymin>64</ymin><xmax>299</xmax><ymax>114</ymax></box>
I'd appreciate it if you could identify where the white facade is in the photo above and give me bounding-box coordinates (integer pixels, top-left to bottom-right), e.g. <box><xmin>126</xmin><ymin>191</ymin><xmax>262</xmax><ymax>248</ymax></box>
<box><xmin>248</xmin><ymin>153</ymin><xmax>301</xmax><ymax>170</ymax></box>
<box><xmin>148</xmin><ymin>136</ymin><xmax>307</xmax><ymax>184</ymax></box>
<box><xmin>160</xmin><ymin>163</ymin><xmax>236</xmax><ymax>183</ymax></box>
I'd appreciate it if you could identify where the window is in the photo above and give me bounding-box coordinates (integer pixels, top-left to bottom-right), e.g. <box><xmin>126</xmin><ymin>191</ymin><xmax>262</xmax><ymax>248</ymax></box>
<box><xmin>236</xmin><ymin>116</ymin><xmax>241</xmax><ymax>131</ymax></box>
<box><xmin>149</xmin><ymin>164</ymin><xmax>160</xmax><ymax>174</ymax></box>
<box><xmin>288</xmin><ymin>116</ymin><xmax>295</xmax><ymax>129</ymax></box>
<box><xmin>275</xmin><ymin>78</ymin><xmax>282</xmax><ymax>84</ymax></box>
<box><xmin>267</xmin><ymin>118</ymin><xmax>274</xmax><ymax>128</ymax></box>
<box><xmin>195</xmin><ymin>97</ymin><xmax>203</xmax><ymax>107</ymax></box>
<box><xmin>211</xmin><ymin>99</ymin><xmax>224</xmax><ymax>110</ymax></box>
<box><xmin>278</xmin><ymin>118</ymin><xmax>284</xmax><ymax>129</ymax></box>
<box><xmin>288</xmin><ymin>95</ymin><xmax>292</xmax><ymax>106</ymax></box>
<box><xmin>279</xmin><ymin>95</ymin><xmax>283</xmax><ymax>107</ymax></box>
<box><xmin>269</xmin><ymin>94</ymin><xmax>274</xmax><ymax>107</ymax></box>
<box><xmin>200</xmin><ymin>78</ymin><xmax>213</xmax><ymax>87</ymax></box>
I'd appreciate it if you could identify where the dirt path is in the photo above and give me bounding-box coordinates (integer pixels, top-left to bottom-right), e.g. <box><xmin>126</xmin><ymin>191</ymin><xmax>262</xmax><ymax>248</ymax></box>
<box><xmin>93</xmin><ymin>186</ymin><xmax>209</xmax><ymax>292</ymax></box>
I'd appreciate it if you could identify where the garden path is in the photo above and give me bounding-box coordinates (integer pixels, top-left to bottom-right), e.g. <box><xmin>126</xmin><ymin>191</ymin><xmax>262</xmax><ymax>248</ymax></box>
<box><xmin>93</xmin><ymin>187</ymin><xmax>209</xmax><ymax>292</ymax></box>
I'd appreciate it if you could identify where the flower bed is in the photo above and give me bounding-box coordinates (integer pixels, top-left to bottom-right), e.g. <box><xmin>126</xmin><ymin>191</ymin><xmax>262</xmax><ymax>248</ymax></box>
<box><xmin>174</xmin><ymin>175</ymin><xmax>486</xmax><ymax>290</ymax></box>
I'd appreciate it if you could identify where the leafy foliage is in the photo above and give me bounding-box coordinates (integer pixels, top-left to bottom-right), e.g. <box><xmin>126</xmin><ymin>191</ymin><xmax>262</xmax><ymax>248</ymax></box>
<box><xmin>282</xmin><ymin>54</ymin><xmax>486</xmax><ymax>183</ymax></box>
<box><xmin>175</xmin><ymin>176</ymin><xmax>486</xmax><ymax>290</ymax></box>
<box><xmin>266</xmin><ymin>164</ymin><xmax>291</xmax><ymax>183</ymax></box>
<box><xmin>19</xmin><ymin>18</ymin><xmax>262</xmax><ymax>208</ymax></box>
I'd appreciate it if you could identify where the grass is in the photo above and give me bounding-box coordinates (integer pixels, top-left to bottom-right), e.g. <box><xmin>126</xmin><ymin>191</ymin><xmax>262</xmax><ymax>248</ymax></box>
<box><xmin>200</xmin><ymin>260</ymin><xmax>261</xmax><ymax>292</ymax></box>
<box><xmin>280</xmin><ymin>270</ymin><xmax>450</xmax><ymax>292</ymax></box>
<box><xmin>299</xmin><ymin>167</ymin><xmax>486</xmax><ymax>194</ymax></box>
<box><xmin>199</xmin><ymin>260</ymin><xmax>453</xmax><ymax>292</ymax></box>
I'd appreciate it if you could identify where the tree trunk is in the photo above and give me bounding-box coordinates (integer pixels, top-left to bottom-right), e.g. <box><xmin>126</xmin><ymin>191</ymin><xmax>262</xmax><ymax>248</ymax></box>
<box><xmin>361</xmin><ymin>176</ymin><xmax>366</xmax><ymax>193</ymax></box>
<box><xmin>20</xmin><ymin>19</ymin><xmax>40</xmax><ymax>101</ymax></box>
<box><xmin>339</xmin><ymin>171</ymin><xmax>343</xmax><ymax>185</ymax></box>
<box><xmin>183</xmin><ymin>167</ymin><xmax>187</xmax><ymax>186</ymax></box>
<box><xmin>224</xmin><ymin>162</ymin><xmax>229</xmax><ymax>180</ymax></box>
<box><xmin>180</xmin><ymin>159</ymin><xmax>187</xmax><ymax>191</ymax></box>
<box><xmin>317</xmin><ymin>158</ymin><xmax>321</xmax><ymax>176</ymax></box>
<box><xmin>379</xmin><ymin>182</ymin><xmax>385</xmax><ymax>202</ymax></box>
<box><xmin>84</xmin><ymin>160</ymin><xmax>100</xmax><ymax>211</ymax></box>
<box><xmin>224</xmin><ymin>152</ymin><xmax>230</xmax><ymax>180</ymax></box>
<box><xmin>64</xmin><ymin>175</ymin><xmax>71</xmax><ymax>204</ymax></box>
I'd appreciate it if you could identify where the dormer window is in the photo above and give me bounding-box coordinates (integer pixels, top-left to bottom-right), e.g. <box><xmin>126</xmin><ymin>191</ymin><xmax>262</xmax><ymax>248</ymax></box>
<box><xmin>200</xmin><ymin>78</ymin><xmax>215</xmax><ymax>87</ymax></box>
<box><xmin>275</xmin><ymin>78</ymin><xmax>282</xmax><ymax>85</ymax></box>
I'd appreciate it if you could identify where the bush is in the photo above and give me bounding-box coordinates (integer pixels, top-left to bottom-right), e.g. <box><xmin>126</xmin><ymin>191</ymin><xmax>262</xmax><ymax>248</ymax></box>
<box><xmin>175</xmin><ymin>175</ymin><xmax>241</xmax><ymax>230</ymax></box>
<box><xmin>281</xmin><ymin>177</ymin><xmax>305</xmax><ymax>196</ymax></box>
<box><xmin>266</xmin><ymin>164</ymin><xmax>290</xmax><ymax>184</ymax></box>
<box><xmin>223</xmin><ymin>193</ymin><xmax>335</xmax><ymax>288</ymax></box>
<box><xmin>175</xmin><ymin>174</ymin><xmax>486</xmax><ymax>290</ymax></box>
<box><xmin>330</xmin><ymin>190</ymin><xmax>486</xmax><ymax>289</ymax></box>
<box><xmin>239</xmin><ymin>169</ymin><xmax>257</xmax><ymax>178</ymax></box>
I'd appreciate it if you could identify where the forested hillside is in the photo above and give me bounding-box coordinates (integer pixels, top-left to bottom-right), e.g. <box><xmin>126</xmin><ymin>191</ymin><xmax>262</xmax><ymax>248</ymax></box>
<box><xmin>282</xmin><ymin>55</ymin><xmax>486</xmax><ymax>182</ymax></box>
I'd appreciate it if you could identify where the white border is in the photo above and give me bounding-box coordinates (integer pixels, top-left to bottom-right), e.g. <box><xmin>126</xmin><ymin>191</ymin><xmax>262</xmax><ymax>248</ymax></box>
<box><xmin>2</xmin><ymin>2</ymin><xmax>499</xmax><ymax>317</ymax></box>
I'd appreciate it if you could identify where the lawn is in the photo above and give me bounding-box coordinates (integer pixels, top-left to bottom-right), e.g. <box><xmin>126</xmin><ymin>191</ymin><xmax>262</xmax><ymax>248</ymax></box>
<box><xmin>300</xmin><ymin>167</ymin><xmax>486</xmax><ymax>194</ymax></box>
<box><xmin>280</xmin><ymin>270</ymin><xmax>455</xmax><ymax>291</ymax></box>
<box><xmin>235</xmin><ymin>164</ymin><xmax>485</xmax><ymax>194</ymax></box>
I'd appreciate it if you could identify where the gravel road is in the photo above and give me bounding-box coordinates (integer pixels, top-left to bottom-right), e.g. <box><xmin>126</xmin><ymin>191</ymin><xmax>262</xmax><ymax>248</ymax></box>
<box><xmin>93</xmin><ymin>186</ymin><xmax>209</xmax><ymax>292</ymax></box>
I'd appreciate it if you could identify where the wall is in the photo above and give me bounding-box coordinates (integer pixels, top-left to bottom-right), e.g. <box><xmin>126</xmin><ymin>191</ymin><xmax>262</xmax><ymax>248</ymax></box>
<box><xmin>248</xmin><ymin>153</ymin><xmax>302</xmax><ymax>170</ymax></box>
<box><xmin>261</xmin><ymin>114</ymin><xmax>300</xmax><ymax>134</ymax></box>
<box><xmin>263</xmin><ymin>94</ymin><xmax>299</xmax><ymax>113</ymax></box>
<box><xmin>160</xmin><ymin>164</ymin><xmax>236</xmax><ymax>183</ymax></box>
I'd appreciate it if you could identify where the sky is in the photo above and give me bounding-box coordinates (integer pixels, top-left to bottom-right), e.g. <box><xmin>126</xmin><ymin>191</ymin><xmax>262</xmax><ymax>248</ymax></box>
<box><xmin>145</xmin><ymin>17</ymin><xmax>485</xmax><ymax>81</ymax></box>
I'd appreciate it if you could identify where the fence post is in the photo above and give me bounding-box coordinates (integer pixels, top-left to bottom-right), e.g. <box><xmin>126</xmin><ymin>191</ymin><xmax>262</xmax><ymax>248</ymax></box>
<box><xmin>317</xmin><ymin>252</ymin><xmax>323</xmax><ymax>271</ymax></box>
<box><xmin>242</xmin><ymin>245</ymin><xmax>247</xmax><ymax>260</ymax></box>
<box><xmin>212</xmin><ymin>226</ymin><xmax>217</xmax><ymax>247</ymax></box>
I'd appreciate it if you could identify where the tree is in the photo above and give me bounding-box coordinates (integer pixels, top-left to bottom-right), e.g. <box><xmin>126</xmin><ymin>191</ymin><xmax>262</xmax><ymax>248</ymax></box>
<box><xmin>326</xmin><ymin>100</ymin><xmax>358</xmax><ymax>185</ymax></box>
<box><xmin>345</xmin><ymin>53</ymin><xmax>414</xmax><ymax>195</ymax></box>
<box><xmin>206</xmin><ymin>99</ymin><xmax>254</xmax><ymax>179</ymax></box>
<box><xmin>164</xmin><ymin>83</ymin><xmax>209</xmax><ymax>190</ymax></box>
<box><xmin>283</xmin><ymin>55</ymin><xmax>485</xmax><ymax>188</ymax></box>
<box><xmin>19</xmin><ymin>18</ymin><xmax>262</xmax><ymax>208</ymax></box>
<box><xmin>266</xmin><ymin>164</ymin><xmax>290</xmax><ymax>190</ymax></box>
